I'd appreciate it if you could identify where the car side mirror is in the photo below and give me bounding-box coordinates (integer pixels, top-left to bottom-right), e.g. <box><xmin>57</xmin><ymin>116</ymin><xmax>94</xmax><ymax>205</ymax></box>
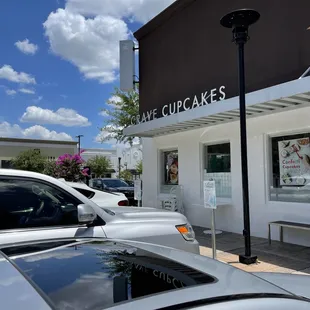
<box><xmin>77</xmin><ymin>204</ymin><xmax>97</xmax><ymax>224</ymax></box>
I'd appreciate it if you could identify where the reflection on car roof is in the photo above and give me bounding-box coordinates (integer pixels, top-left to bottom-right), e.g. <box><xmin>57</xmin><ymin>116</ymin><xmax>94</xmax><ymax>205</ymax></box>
<box><xmin>5</xmin><ymin>239</ymin><xmax>214</xmax><ymax>310</ymax></box>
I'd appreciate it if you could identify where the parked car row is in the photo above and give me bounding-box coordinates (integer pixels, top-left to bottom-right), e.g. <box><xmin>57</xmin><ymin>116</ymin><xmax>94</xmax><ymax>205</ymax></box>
<box><xmin>60</xmin><ymin>179</ymin><xmax>130</xmax><ymax>207</ymax></box>
<box><xmin>90</xmin><ymin>178</ymin><xmax>136</xmax><ymax>206</ymax></box>
<box><xmin>1</xmin><ymin>169</ymin><xmax>310</xmax><ymax>309</ymax></box>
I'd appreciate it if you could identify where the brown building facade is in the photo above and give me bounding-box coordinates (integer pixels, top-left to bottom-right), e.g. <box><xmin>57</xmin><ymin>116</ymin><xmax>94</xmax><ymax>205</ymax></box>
<box><xmin>134</xmin><ymin>0</ymin><xmax>310</xmax><ymax>120</ymax></box>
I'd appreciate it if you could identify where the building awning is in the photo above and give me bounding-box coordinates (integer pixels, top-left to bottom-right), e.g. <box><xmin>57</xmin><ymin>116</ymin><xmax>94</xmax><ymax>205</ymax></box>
<box><xmin>124</xmin><ymin>77</ymin><xmax>310</xmax><ymax>138</ymax></box>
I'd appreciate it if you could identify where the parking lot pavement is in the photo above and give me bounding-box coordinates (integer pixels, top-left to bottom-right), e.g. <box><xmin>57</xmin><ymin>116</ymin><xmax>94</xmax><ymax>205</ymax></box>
<box><xmin>194</xmin><ymin>226</ymin><xmax>310</xmax><ymax>274</ymax></box>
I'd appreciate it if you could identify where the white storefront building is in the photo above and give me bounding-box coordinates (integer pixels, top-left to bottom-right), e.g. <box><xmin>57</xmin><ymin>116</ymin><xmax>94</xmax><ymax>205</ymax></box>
<box><xmin>127</xmin><ymin>79</ymin><xmax>310</xmax><ymax>247</ymax></box>
<box><xmin>124</xmin><ymin>0</ymin><xmax>310</xmax><ymax>246</ymax></box>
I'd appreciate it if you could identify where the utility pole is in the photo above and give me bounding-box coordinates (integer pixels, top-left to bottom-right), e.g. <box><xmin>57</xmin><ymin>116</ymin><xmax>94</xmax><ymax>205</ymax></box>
<box><xmin>76</xmin><ymin>135</ymin><xmax>84</xmax><ymax>154</ymax></box>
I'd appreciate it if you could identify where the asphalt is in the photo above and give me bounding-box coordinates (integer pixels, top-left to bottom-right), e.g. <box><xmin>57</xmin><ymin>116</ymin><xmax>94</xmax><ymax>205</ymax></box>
<box><xmin>194</xmin><ymin>226</ymin><xmax>310</xmax><ymax>274</ymax></box>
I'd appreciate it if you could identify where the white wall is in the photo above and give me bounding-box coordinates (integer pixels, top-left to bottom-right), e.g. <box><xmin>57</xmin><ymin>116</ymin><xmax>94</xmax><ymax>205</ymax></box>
<box><xmin>142</xmin><ymin>105</ymin><xmax>310</xmax><ymax>246</ymax></box>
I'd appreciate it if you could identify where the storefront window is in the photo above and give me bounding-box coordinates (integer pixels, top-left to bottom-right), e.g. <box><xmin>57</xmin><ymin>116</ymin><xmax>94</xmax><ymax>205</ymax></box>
<box><xmin>163</xmin><ymin>150</ymin><xmax>178</xmax><ymax>185</ymax></box>
<box><xmin>270</xmin><ymin>133</ymin><xmax>310</xmax><ymax>203</ymax></box>
<box><xmin>204</xmin><ymin>143</ymin><xmax>231</xmax><ymax>198</ymax></box>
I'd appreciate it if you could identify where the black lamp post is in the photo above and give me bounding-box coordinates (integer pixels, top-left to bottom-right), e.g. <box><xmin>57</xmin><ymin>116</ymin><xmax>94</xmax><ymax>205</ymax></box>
<box><xmin>118</xmin><ymin>157</ymin><xmax>122</xmax><ymax>178</ymax></box>
<box><xmin>220</xmin><ymin>9</ymin><xmax>260</xmax><ymax>265</ymax></box>
<box><xmin>76</xmin><ymin>135</ymin><xmax>84</xmax><ymax>154</ymax></box>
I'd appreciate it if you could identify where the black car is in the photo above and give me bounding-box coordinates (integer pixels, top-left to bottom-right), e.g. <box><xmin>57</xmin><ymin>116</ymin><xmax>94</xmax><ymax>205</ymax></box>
<box><xmin>90</xmin><ymin>178</ymin><xmax>136</xmax><ymax>206</ymax></box>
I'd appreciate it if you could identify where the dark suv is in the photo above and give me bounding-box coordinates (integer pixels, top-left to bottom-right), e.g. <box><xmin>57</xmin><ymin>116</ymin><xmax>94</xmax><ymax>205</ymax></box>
<box><xmin>90</xmin><ymin>178</ymin><xmax>136</xmax><ymax>206</ymax></box>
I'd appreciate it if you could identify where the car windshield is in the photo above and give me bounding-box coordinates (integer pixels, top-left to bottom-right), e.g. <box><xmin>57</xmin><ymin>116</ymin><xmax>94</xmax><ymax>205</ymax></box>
<box><xmin>103</xmin><ymin>179</ymin><xmax>130</xmax><ymax>188</ymax></box>
<box><xmin>9</xmin><ymin>240</ymin><xmax>214</xmax><ymax>309</ymax></box>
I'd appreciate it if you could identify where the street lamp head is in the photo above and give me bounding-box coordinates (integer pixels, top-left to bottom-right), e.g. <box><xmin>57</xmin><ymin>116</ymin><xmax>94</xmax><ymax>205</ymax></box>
<box><xmin>220</xmin><ymin>9</ymin><xmax>260</xmax><ymax>44</ymax></box>
<box><xmin>220</xmin><ymin>9</ymin><xmax>260</xmax><ymax>29</ymax></box>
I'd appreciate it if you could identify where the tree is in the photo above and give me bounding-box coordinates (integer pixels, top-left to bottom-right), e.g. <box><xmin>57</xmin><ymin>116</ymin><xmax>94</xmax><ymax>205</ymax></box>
<box><xmin>43</xmin><ymin>160</ymin><xmax>58</xmax><ymax>177</ymax></box>
<box><xmin>86</xmin><ymin>155</ymin><xmax>112</xmax><ymax>178</ymax></box>
<box><xmin>119</xmin><ymin>169</ymin><xmax>133</xmax><ymax>182</ymax></box>
<box><xmin>136</xmin><ymin>160</ymin><xmax>142</xmax><ymax>175</ymax></box>
<box><xmin>11</xmin><ymin>149</ymin><xmax>46</xmax><ymax>173</ymax></box>
<box><xmin>99</xmin><ymin>86</ymin><xmax>140</xmax><ymax>146</ymax></box>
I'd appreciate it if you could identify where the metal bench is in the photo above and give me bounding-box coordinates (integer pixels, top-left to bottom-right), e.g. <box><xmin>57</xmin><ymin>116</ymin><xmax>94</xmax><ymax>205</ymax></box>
<box><xmin>268</xmin><ymin>221</ymin><xmax>310</xmax><ymax>245</ymax></box>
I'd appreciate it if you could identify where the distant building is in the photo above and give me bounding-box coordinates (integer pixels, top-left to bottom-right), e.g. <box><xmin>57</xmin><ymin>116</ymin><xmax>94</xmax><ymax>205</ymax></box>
<box><xmin>81</xmin><ymin>144</ymin><xmax>143</xmax><ymax>178</ymax></box>
<box><xmin>0</xmin><ymin>137</ymin><xmax>77</xmax><ymax>168</ymax></box>
<box><xmin>81</xmin><ymin>148</ymin><xmax>117</xmax><ymax>177</ymax></box>
<box><xmin>117</xmin><ymin>144</ymin><xmax>143</xmax><ymax>173</ymax></box>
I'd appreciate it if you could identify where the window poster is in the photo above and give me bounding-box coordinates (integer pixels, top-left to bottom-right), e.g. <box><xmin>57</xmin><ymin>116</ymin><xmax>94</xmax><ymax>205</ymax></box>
<box><xmin>278</xmin><ymin>137</ymin><xmax>310</xmax><ymax>186</ymax></box>
<box><xmin>164</xmin><ymin>151</ymin><xmax>178</xmax><ymax>185</ymax></box>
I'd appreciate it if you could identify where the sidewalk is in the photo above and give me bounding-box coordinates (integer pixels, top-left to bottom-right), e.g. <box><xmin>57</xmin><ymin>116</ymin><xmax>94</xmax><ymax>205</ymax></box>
<box><xmin>194</xmin><ymin>226</ymin><xmax>310</xmax><ymax>275</ymax></box>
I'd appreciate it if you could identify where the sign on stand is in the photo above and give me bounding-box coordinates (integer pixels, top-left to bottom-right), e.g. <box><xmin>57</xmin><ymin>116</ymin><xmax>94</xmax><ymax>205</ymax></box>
<box><xmin>203</xmin><ymin>180</ymin><xmax>217</xmax><ymax>259</ymax></box>
<box><xmin>203</xmin><ymin>180</ymin><xmax>217</xmax><ymax>209</ymax></box>
<box><xmin>134</xmin><ymin>179</ymin><xmax>142</xmax><ymax>207</ymax></box>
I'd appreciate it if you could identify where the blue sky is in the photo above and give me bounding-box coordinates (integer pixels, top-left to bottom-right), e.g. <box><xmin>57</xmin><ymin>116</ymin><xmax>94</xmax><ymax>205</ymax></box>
<box><xmin>0</xmin><ymin>0</ymin><xmax>174</xmax><ymax>148</ymax></box>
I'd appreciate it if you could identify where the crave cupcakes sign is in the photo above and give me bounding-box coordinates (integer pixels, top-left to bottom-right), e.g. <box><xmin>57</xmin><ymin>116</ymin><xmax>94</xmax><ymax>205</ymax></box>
<box><xmin>131</xmin><ymin>85</ymin><xmax>226</xmax><ymax>125</ymax></box>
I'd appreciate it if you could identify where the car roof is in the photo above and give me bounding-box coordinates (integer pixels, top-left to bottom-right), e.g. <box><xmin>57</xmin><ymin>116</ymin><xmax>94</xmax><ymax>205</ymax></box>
<box><xmin>0</xmin><ymin>237</ymin><xmax>292</xmax><ymax>310</ymax></box>
<box><xmin>62</xmin><ymin>180</ymin><xmax>93</xmax><ymax>190</ymax></box>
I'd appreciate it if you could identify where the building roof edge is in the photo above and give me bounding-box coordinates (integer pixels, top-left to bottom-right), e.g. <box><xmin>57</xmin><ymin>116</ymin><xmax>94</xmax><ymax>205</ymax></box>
<box><xmin>134</xmin><ymin>0</ymin><xmax>195</xmax><ymax>40</ymax></box>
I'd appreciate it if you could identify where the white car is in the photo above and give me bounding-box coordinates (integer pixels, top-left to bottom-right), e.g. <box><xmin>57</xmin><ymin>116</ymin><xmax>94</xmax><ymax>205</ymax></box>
<box><xmin>0</xmin><ymin>169</ymin><xmax>199</xmax><ymax>254</ymax></box>
<box><xmin>60</xmin><ymin>179</ymin><xmax>129</xmax><ymax>207</ymax></box>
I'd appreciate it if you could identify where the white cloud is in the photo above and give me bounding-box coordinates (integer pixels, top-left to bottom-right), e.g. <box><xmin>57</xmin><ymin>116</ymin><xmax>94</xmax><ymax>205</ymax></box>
<box><xmin>19</xmin><ymin>88</ymin><xmax>35</xmax><ymax>94</ymax></box>
<box><xmin>65</xmin><ymin>0</ymin><xmax>176</xmax><ymax>23</ymax></box>
<box><xmin>22</xmin><ymin>250</ymin><xmax>83</xmax><ymax>262</ymax></box>
<box><xmin>95</xmin><ymin>125</ymin><xmax>118</xmax><ymax>144</ymax></box>
<box><xmin>43</xmin><ymin>0</ymin><xmax>175</xmax><ymax>84</ymax></box>
<box><xmin>20</xmin><ymin>106</ymin><xmax>91</xmax><ymax>127</ymax></box>
<box><xmin>95</xmin><ymin>124</ymin><xmax>139</xmax><ymax>147</ymax></box>
<box><xmin>15</xmin><ymin>39</ymin><xmax>39</xmax><ymax>55</ymax></box>
<box><xmin>43</xmin><ymin>9</ymin><xmax>129</xmax><ymax>84</ymax></box>
<box><xmin>0</xmin><ymin>65</ymin><xmax>36</xmax><ymax>84</ymax></box>
<box><xmin>5</xmin><ymin>89</ymin><xmax>17</xmax><ymax>96</ymax></box>
<box><xmin>33</xmin><ymin>96</ymin><xmax>43</xmax><ymax>103</ymax></box>
<box><xmin>99</xmin><ymin>110</ymin><xmax>108</xmax><ymax>117</ymax></box>
<box><xmin>107</xmin><ymin>95</ymin><xmax>122</xmax><ymax>109</ymax></box>
<box><xmin>0</xmin><ymin>121</ymin><xmax>72</xmax><ymax>141</ymax></box>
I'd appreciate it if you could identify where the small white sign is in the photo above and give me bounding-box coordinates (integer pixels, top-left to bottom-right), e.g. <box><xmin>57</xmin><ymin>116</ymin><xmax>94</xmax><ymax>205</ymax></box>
<box><xmin>134</xmin><ymin>179</ymin><xmax>142</xmax><ymax>200</ymax></box>
<box><xmin>120</xmin><ymin>40</ymin><xmax>135</xmax><ymax>91</ymax></box>
<box><xmin>203</xmin><ymin>180</ymin><xmax>217</xmax><ymax>209</ymax></box>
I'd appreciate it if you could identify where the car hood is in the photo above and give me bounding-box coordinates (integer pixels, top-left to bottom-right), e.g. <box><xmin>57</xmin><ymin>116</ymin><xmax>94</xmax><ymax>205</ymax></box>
<box><xmin>104</xmin><ymin>207</ymin><xmax>188</xmax><ymax>223</ymax></box>
<box><xmin>253</xmin><ymin>272</ymin><xmax>310</xmax><ymax>299</ymax></box>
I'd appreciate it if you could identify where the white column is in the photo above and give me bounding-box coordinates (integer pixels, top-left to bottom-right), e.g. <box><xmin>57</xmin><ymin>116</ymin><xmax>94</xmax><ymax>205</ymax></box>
<box><xmin>141</xmin><ymin>137</ymin><xmax>159</xmax><ymax>208</ymax></box>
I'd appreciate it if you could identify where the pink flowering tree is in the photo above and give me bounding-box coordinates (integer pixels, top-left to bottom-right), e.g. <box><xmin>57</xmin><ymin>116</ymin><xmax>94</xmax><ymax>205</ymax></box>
<box><xmin>44</xmin><ymin>151</ymin><xmax>89</xmax><ymax>182</ymax></box>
